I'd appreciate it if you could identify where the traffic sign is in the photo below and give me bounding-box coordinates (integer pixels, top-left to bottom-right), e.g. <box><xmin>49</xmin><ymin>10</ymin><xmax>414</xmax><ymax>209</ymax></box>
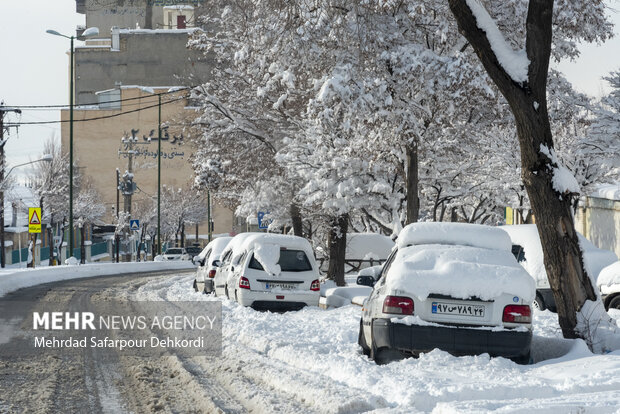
<box><xmin>257</xmin><ymin>211</ymin><xmax>271</xmax><ymax>230</ymax></box>
<box><xmin>28</xmin><ymin>208</ymin><xmax>42</xmax><ymax>233</ymax></box>
<box><xmin>130</xmin><ymin>219</ymin><xmax>140</xmax><ymax>231</ymax></box>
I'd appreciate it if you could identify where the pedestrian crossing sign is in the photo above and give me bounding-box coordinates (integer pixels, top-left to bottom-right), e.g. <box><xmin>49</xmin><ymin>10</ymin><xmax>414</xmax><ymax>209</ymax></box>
<box><xmin>130</xmin><ymin>219</ymin><xmax>140</xmax><ymax>231</ymax></box>
<box><xmin>28</xmin><ymin>207</ymin><xmax>42</xmax><ymax>233</ymax></box>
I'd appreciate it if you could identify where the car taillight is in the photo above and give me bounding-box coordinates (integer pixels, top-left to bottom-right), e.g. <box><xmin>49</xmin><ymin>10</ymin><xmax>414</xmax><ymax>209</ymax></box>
<box><xmin>239</xmin><ymin>277</ymin><xmax>250</xmax><ymax>290</ymax></box>
<box><xmin>382</xmin><ymin>296</ymin><xmax>414</xmax><ymax>315</ymax></box>
<box><xmin>502</xmin><ymin>305</ymin><xmax>531</xmax><ymax>323</ymax></box>
<box><xmin>310</xmin><ymin>279</ymin><xmax>320</xmax><ymax>291</ymax></box>
<box><xmin>208</xmin><ymin>269</ymin><xmax>216</xmax><ymax>278</ymax></box>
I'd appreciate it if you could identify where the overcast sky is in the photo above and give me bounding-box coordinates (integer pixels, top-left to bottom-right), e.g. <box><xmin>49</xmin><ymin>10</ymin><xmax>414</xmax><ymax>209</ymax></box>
<box><xmin>1</xmin><ymin>0</ymin><xmax>619</xmax><ymax>182</ymax></box>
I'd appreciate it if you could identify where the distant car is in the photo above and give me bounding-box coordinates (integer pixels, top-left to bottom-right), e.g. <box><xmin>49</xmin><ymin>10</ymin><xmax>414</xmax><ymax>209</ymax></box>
<box><xmin>185</xmin><ymin>245</ymin><xmax>203</xmax><ymax>260</ymax></box>
<box><xmin>359</xmin><ymin>222</ymin><xmax>535</xmax><ymax>365</ymax></box>
<box><xmin>214</xmin><ymin>233</ymin><xmax>320</xmax><ymax>311</ymax></box>
<box><xmin>500</xmin><ymin>224</ymin><xmax>618</xmax><ymax>311</ymax></box>
<box><xmin>162</xmin><ymin>247</ymin><xmax>189</xmax><ymax>261</ymax></box>
<box><xmin>597</xmin><ymin>261</ymin><xmax>620</xmax><ymax>310</ymax></box>
<box><xmin>193</xmin><ymin>237</ymin><xmax>232</xmax><ymax>294</ymax></box>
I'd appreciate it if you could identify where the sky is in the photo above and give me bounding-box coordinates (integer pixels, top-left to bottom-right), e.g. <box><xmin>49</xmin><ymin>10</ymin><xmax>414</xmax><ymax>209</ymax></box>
<box><xmin>1</xmin><ymin>0</ymin><xmax>620</xmax><ymax>183</ymax></box>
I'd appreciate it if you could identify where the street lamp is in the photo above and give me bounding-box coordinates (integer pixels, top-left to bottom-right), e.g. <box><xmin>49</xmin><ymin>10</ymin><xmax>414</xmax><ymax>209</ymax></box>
<box><xmin>0</xmin><ymin>154</ymin><xmax>53</xmax><ymax>268</ymax></box>
<box><xmin>46</xmin><ymin>26</ymin><xmax>99</xmax><ymax>258</ymax></box>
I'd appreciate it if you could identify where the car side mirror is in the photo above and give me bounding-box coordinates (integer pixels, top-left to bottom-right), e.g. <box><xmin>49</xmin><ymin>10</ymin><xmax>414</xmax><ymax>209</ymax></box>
<box><xmin>357</xmin><ymin>275</ymin><xmax>375</xmax><ymax>287</ymax></box>
<box><xmin>213</xmin><ymin>260</ymin><xmax>221</xmax><ymax>267</ymax></box>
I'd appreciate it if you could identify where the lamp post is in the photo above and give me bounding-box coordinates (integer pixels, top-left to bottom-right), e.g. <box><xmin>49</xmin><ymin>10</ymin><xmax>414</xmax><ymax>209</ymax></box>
<box><xmin>0</xmin><ymin>155</ymin><xmax>53</xmax><ymax>268</ymax></box>
<box><xmin>46</xmin><ymin>27</ymin><xmax>99</xmax><ymax>259</ymax></box>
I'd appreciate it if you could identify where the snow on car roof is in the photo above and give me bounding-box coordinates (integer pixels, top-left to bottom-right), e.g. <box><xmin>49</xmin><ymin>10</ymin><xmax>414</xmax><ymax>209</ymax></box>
<box><xmin>197</xmin><ymin>236</ymin><xmax>233</xmax><ymax>260</ymax></box>
<box><xmin>385</xmin><ymin>244</ymin><xmax>535</xmax><ymax>302</ymax></box>
<box><xmin>239</xmin><ymin>233</ymin><xmax>314</xmax><ymax>255</ymax></box>
<box><xmin>396</xmin><ymin>222</ymin><xmax>512</xmax><ymax>252</ymax></box>
<box><xmin>598</xmin><ymin>261</ymin><xmax>620</xmax><ymax>288</ymax></box>
<box><xmin>501</xmin><ymin>224</ymin><xmax>618</xmax><ymax>282</ymax></box>
<box><xmin>346</xmin><ymin>233</ymin><xmax>394</xmax><ymax>260</ymax></box>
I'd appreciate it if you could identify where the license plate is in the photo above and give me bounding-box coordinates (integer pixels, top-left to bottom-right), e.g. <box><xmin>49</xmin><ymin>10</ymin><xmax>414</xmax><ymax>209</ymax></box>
<box><xmin>431</xmin><ymin>302</ymin><xmax>485</xmax><ymax>317</ymax></box>
<box><xmin>265</xmin><ymin>283</ymin><xmax>294</xmax><ymax>290</ymax></box>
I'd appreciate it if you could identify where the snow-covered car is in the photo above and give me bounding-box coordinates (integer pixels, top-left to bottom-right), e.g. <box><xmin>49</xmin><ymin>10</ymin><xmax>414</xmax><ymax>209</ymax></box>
<box><xmin>358</xmin><ymin>222</ymin><xmax>535</xmax><ymax>364</ymax></box>
<box><xmin>193</xmin><ymin>236</ymin><xmax>232</xmax><ymax>294</ymax></box>
<box><xmin>597</xmin><ymin>261</ymin><xmax>620</xmax><ymax>310</ymax></box>
<box><xmin>500</xmin><ymin>224</ymin><xmax>618</xmax><ymax>311</ymax></box>
<box><xmin>185</xmin><ymin>245</ymin><xmax>203</xmax><ymax>260</ymax></box>
<box><xmin>161</xmin><ymin>247</ymin><xmax>190</xmax><ymax>261</ymax></box>
<box><xmin>215</xmin><ymin>233</ymin><xmax>320</xmax><ymax>311</ymax></box>
<box><xmin>213</xmin><ymin>233</ymin><xmax>259</xmax><ymax>298</ymax></box>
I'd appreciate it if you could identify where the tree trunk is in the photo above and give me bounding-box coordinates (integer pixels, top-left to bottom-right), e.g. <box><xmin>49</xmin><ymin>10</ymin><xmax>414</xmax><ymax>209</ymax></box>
<box><xmin>80</xmin><ymin>225</ymin><xmax>85</xmax><ymax>264</ymax></box>
<box><xmin>405</xmin><ymin>144</ymin><xmax>420</xmax><ymax>224</ymax></box>
<box><xmin>290</xmin><ymin>203</ymin><xmax>303</xmax><ymax>237</ymax></box>
<box><xmin>181</xmin><ymin>222</ymin><xmax>185</xmax><ymax>247</ymax></box>
<box><xmin>449</xmin><ymin>0</ymin><xmax>599</xmax><ymax>340</ymax></box>
<box><xmin>327</xmin><ymin>214</ymin><xmax>348</xmax><ymax>287</ymax></box>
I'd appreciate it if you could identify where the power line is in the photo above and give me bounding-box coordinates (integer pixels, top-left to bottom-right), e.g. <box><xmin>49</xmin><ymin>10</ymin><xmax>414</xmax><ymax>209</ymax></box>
<box><xmin>4</xmin><ymin>97</ymin><xmax>187</xmax><ymax>126</ymax></box>
<box><xmin>0</xmin><ymin>86</ymin><xmax>192</xmax><ymax>109</ymax></box>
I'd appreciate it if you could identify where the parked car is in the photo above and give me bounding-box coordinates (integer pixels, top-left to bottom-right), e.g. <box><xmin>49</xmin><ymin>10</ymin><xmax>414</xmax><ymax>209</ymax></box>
<box><xmin>193</xmin><ymin>237</ymin><xmax>233</xmax><ymax>294</ymax></box>
<box><xmin>161</xmin><ymin>247</ymin><xmax>190</xmax><ymax>261</ymax></box>
<box><xmin>214</xmin><ymin>233</ymin><xmax>320</xmax><ymax>311</ymax></box>
<box><xmin>213</xmin><ymin>233</ymin><xmax>259</xmax><ymax>299</ymax></box>
<box><xmin>596</xmin><ymin>261</ymin><xmax>620</xmax><ymax>310</ymax></box>
<box><xmin>500</xmin><ymin>224</ymin><xmax>618</xmax><ymax>311</ymax></box>
<box><xmin>185</xmin><ymin>245</ymin><xmax>203</xmax><ymax>260</ymax></box>
<box><xmin>358</xmin><ymin>222</ymin><xmax>535</xmax><ymax>365</ymax></box>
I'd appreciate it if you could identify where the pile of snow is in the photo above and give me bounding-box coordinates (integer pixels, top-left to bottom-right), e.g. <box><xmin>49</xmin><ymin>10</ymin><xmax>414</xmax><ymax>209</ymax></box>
<box><xmin>253</xmin><ymin>243</ymin><xmax>281</xmax><ymax>276</ymax></box>
<box><xmin>0</xmin><ymin>261</ymin><xmax>194</xmax><ymax>298</ymax></box>
<box><xmin>346</xmin><ymin>233</ymin><xmax>394</xmax><ymax>260</ymax></box>
<box><xmin>65</xmin><ymin>256</ymin><xmax>79</xmax><ymax>266</ymax></box>
<box><xmin>130</xmin><ymin>274</ymin><xmax>620</xmax><ymax>413</ymax></box>
<box><xmin>397</xmin><ymin>222</ymin><xmax>512</xmax><ymax>251</ymax></box>
<box><xmin>386</xmin><ymin>244</ymin><xmax>535</xmax><ymax>301</ymax></box>
<box><xmin>323</xmin><ymin>286</ymin><xmax>372</xmax><ymax>307</ymax></box>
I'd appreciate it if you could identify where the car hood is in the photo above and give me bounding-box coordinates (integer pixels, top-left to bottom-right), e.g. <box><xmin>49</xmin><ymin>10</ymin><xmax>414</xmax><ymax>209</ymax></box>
<box><xmin>385</xmin><ymin>244</ymin><xmax>535</xmax><ymax>302</ymax></box>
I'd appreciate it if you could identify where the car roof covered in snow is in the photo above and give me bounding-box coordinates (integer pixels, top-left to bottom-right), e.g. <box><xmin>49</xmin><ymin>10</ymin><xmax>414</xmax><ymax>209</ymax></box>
<box><xmin>197</xmin><ymin>236</ymin><xmax>233</xmax><ymax>260</ymax></box>
<box><xmin>385</xmin><ymin>243</ymin><xmax>535</xmax><ymax>302</ymax></box>
<box><xmin>500</xmin><ymin>224</ymin><xmax>618</xmax><ymax>283</ymax></box>
<box><xmin>239</xmin><ymin>233</ymin><xmax>314</xmax><ymax>255</ymax></box>
<box><xmin>396</xmin><ymin>222</ymin><xmax>512</xmax><ymax>252</ymax></box>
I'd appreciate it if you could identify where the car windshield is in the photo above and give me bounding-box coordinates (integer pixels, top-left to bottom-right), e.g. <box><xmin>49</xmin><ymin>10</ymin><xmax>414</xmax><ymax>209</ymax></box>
<box><xmin>166</xmin><ymin>248</ymin><xmax>183</xmax><ymax>254</ymax></box>
<box><xmin>249</xmin><ymin>249</ymin><xmax>312</xmax><ymax>272</ymax></box>
<box><xmin>186</xmin><ymin>247</ymin><xmax>201</xmax><ymax>253</ymax></box>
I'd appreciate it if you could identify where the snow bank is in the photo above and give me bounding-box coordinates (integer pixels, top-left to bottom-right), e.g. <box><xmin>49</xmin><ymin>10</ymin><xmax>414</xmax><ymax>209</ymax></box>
<box><xmin>323</xmin><ymin>286</ymin><xmax>372</xmax><ymax>307</ymax></box>
<box><xmin>386</xmin><ymin>244</ymin><xmax>535</xmax><ymax>301</ymax></box>
<box><xmin>397</xmin><ymin>222</ymin><xmax>512</xmax><ymax>252</ymax></box>
<box><xmin>0</xmin><ymin>261</ymin><xmax>194</xmax><ymax>298</ymax></box>
<box><xmin>590</xmin><ymin>183</ymin><xmax>620</xmax><ymax>201</ymax></box>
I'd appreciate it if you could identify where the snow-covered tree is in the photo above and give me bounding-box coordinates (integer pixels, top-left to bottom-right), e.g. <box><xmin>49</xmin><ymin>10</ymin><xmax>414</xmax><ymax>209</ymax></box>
<box><xmin>74</xmin><ymin>177</ymin><xmax>105</xmax><ymax>264</ymax></box>
<box><xmin>448</xmin><ymin>0</ymin><xmax>617</xmax><ymax>349</ymax></box>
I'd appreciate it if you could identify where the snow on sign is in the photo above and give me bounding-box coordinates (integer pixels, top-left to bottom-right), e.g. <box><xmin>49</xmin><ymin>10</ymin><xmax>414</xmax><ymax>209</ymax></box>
<box><xmin>130</xmin><ymin>219</ymin><xmax>140</xmax><ymax>231</ymax></box>
<box><xmin>257</xmin><ymin>211</ymin><xmax>272</xmax><ymax>230</ymax></box>
<box><xmin>28</xmin><ymin>208</ymin><xmax>42</xmax><ymax>234</ymax></box>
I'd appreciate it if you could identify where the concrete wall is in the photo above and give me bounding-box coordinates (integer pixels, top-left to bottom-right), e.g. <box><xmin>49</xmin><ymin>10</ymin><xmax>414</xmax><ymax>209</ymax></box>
<box><xmin>575</xmin><ymin>196</ymin><xmax>620</xmax><ymax>258</ymax></box>
<box><xmin>75</xmin><ymin>30</ymin><xmax>211</xmax><ymax>105</ymax></box>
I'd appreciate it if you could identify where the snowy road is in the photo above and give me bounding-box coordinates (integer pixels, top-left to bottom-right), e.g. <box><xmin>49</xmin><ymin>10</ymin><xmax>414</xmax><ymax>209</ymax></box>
<box><xmin>1</xmin><ymin>271</ymin><xmax>620</xmax><ymax>413</ymax></box>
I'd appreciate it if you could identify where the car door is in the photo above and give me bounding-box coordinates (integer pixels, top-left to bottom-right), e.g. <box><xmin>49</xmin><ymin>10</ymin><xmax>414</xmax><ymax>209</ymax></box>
<box><xmin>215</xmin><ymin>250</ymin><xmax>232</xmax><ymax>295</ymax></box>
<box><xmin>363</xmin><ymin>248</ymin><xmax>397</xmax><ymax>340</ymax></box>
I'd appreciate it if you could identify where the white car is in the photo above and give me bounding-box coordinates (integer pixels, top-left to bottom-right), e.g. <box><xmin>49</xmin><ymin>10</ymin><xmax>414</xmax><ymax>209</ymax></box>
<box><xmin>215</xmin><ymin>233</ymin><xmax>320</xmax><ymax>311</ymax></box>
<box><xmin>193</xmin><ymin>237</ymin><xmax>232</xmax><ymax>294</ymax></box>
<box><xmin>596</xmin><ymin>261</ymin><xmax>620</xmax><ymax>310</ymax></box>
<box><xmin>359</xmin><ymin>222</ymin><xmax>535</xmax><ymax>364</ymax></box>
<box><xmin>213</xmin><ymin>233</ymin><xmax>258</xmax><ymax>298</ymax></box>
<box><xmin>161</xmin><ymin>247</ymin><xmax>189</xmax><ymax>261</ymax></box>
<box><xmin>500</xmin><ymin>224</ymin><xmax>618</xmax><ymax>311</ymax></box>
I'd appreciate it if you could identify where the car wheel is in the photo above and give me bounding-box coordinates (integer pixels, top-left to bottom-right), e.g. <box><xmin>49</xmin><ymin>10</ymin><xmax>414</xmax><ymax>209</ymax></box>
<box><xmin>193</xmin><ymin>280</ymin><xmax>198</xmax><ymax>292</ymax></box>
<box><xmin>225</xmin><ymin>286</ymin><xmax>230</xmax><ymax>300</ymax></box>
<box><xmin>358</xmin><ymin>319</ymin><xmax>370</xmax><ymax>357</ymax></box>
<box><xmin>608</xmin><ymin>295</ymin><xmax>620</xmax><ymax>310</ymax></box>
<box><xmin>511</xmin><ymin>351</ymin><xmax>532</xmax><ymax>365</ymax></box>
<box><xmin>532</xmin><ymin>293</ymin><xmax>545</xmax><ymax>311</ymax></box>
<box><xmin>369</xmin><ymin>328</ymin><xmax>403</xmax><ymax>365</ymax></box>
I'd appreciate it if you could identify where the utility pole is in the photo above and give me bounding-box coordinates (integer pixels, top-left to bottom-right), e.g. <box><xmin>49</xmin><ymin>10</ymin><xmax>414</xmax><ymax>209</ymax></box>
<box><xmin>118</xmin><ymin>134</ymin><xmax>138</xmax><ymax>261</ymax></box>
<box><xmin>0</xmin><ymin>105</ymin><xmax>22</xmax><ymax>268</ymax></box>
<box><xmin>115</xmin><ymin>168</ymin><xmax>120</xmax><ymax>263</ymax></box>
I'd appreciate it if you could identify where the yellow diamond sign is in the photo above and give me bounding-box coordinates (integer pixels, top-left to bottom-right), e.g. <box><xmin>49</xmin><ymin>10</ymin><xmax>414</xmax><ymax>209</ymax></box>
<box><xmin>28</xmin><ymin>207</ymin><xmax>42</xmax><ymax>233</ymax></box>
